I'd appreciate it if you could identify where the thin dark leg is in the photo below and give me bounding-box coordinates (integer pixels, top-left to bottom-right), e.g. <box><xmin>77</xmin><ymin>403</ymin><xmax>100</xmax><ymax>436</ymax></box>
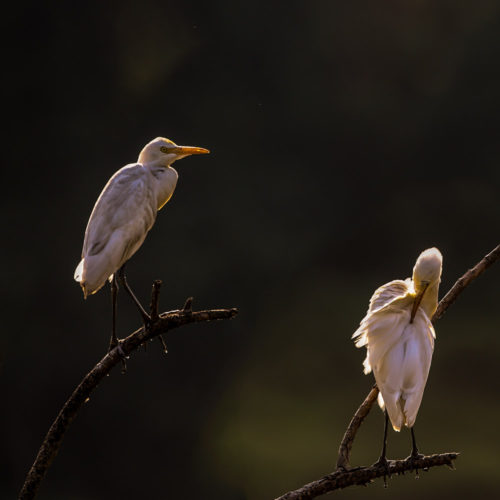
<box><xmin>373</xmin><ymin>410</ymin><xmax>391</xmax><ymax>485</ymax></box>
<box><xmin>406</xmin><ymin>426</ymin><xmax>424</xmax><ymax>474</ymax></box>
<box><xmin>117</xmin><ymin>265</ymin><xmax>151</xmax><ymax>323</ymax></box>
<box><xmin>109</xmin><ymin>274</ymin><xmax>119</xmax><ymax>351</ymax></box>
<box><xmin>375</xmin><ymin>410</ymin><xmax>389</xmax><ymax>465</ymax></box>
<box><xmin>411</xmin><ymin>427</ymin><xmax>419</xmax><ymax>457</ymax></box>
<box><xmin>109</xmin><ymin>275</ymin><xmax>127</xmax><ymax>372</ymax></box>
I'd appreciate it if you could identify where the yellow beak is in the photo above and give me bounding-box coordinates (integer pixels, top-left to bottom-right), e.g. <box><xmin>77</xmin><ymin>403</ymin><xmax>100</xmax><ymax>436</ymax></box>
<box><xmin>171</xmin><ymin>145</ymin><xmax>210</xmax><ymax>156</ymax></box>
<box><xmin>410</xmin><ymin>282</ymin><xmax>429</xmax><ymax>323</ymax></box>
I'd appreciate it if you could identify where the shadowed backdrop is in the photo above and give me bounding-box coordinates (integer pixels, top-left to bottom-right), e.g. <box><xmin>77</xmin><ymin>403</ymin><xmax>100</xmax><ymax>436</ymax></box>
<box><xmin>2</xmin><ymin>1</ymin><xmax>499</xmax><ymax>499</ymax></box>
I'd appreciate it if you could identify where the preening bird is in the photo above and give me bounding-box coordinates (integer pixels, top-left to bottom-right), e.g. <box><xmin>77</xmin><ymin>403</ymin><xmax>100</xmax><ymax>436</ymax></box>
<box><xmin>74</xmin><ymin>137</ymin><xmax>209</xmax><ymax>350</ymax></box>
<box><xmin>352</xmin><ymin>247</ymin><xmax>443</xmax><ymax>465</ymax></box>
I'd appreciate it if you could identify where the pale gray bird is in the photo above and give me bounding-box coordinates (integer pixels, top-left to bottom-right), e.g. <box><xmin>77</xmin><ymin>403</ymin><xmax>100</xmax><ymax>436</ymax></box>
<box><xmin>352</xmin><ymin>247</ymin><xmax>443</xmax><ymax>467</ymax></box>
<box><xmin>74</xmin><ymin>137</ymin><xmax>209</xmax><ymax>349</ymax></box>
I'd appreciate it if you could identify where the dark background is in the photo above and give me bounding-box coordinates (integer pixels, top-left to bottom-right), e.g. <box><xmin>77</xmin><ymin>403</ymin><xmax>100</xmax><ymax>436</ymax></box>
<box><xmin>2</xmin><ymin>1</ymin><xmax>499</xmax><ymax>499</ymax></box>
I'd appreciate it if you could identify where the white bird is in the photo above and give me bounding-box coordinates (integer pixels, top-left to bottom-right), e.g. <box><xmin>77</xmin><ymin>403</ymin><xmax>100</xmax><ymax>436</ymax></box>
<box><xmin>352</xmin><ymin>247</ymin><xmax>443</xmax><ymax>465</ymax></box>
<box><xmin>74</xmin><ymin>137</ymin><xmax>209</xmax><ymax>350</ymax></box>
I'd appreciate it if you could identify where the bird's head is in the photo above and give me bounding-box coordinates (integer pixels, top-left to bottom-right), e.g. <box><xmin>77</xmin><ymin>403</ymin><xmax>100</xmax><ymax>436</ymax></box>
<box><xmin>138</xmin><ymin>137</ymin><xmax>209</xmax><ymax>166</ymax></box>
<box><xmin>410</xmin><ymin>247</ymin><xmax>443</xmax><ymax>322</ymax></box>
<box><xmin>412</xmin><ymin>247</ymin><xmax>443</xmax><ymax>291</ymax></box>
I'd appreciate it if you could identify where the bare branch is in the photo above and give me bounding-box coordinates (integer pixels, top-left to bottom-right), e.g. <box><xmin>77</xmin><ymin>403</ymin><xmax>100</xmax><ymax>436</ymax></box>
<box><xmin>275</xmin><ymin>453</ymin><xmax>458</xmax><ymax>500</ymax></box>
<box><xmin>336</xmin><ymin>385</ymin><xmax>379</xmax><ymax>470</ymax></box>
<box><xmin>277</xmin><ymin>243</ymin><xmax>499</xmax><ymax>500</ymax></box>
<box><xmin>183</xmin><ymin>296</ymin><xmax>194</xmax><ymax>312</ymax></box>
<box><xmin>149</xmin><ymin>279</ymin><xmax>162</xmax><ymax>321</ymax></box>
<box><xmin>19</xmin><ymin>294</ymin><xmax>238</xmax><ymax>500</ymax></box>
<box><xmin>433</xmin><ymin>243</ymin><xmax>500</xmax><ymax>321</ymax></box>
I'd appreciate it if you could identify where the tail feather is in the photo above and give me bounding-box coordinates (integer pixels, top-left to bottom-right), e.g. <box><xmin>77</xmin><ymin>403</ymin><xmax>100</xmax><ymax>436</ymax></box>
<box><xmin>403</xmin><ymin>391</ymin><xmax>424</xmax><ymax>428</ymax></box>
<box><xmin>74</xmin><ymin>259</ymin><xmax>88</xmax><ymax>299</ymax></box>
<box><xmin>381</xmin><ymin>390</ymin><xmax>404</xmax><ymax>432</ymax></box>
<box><xmin>74</xmin><ymin>259</ymin><xmax>84</xmax><ymax>282</ymax></box>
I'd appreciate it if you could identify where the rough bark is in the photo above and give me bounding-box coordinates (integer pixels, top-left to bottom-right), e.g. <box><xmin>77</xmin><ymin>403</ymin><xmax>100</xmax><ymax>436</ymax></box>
<box><xmin>277</xmin><ymin>453</ymin><xmax>458</xmax><ymax>500</ymax></box>
<box><xmin>19</xmin><ymin>282</ymin><xmax>238</xmax><ymax>500</ymax></box>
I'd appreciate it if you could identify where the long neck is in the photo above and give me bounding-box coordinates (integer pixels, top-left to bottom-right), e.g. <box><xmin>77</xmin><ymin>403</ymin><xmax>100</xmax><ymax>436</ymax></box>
<box><xmin>420</xmin><ymin>282</ymin><xmax>440</xmax><ymax>319</ymax></box>
<box><xmin>146</xmin><ymin>164</ymin><xmax>179</xmax><ymax>210</ymax></box>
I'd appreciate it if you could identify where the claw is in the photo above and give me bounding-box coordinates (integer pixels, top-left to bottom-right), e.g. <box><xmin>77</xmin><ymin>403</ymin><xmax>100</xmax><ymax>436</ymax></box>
<box><xmin>110</xmin><ymin>341</ymin><xmax>127</xmax><ymax>374</ymax></box>
<box><xmin>372</xmin><ymin>456</ymin><xmax>392</xmax><ymax>487</ymax></box>
<box><xmin>405</xmin><ymin>452</ymin><xmax>424</xmax><ymax>476</ymax></box>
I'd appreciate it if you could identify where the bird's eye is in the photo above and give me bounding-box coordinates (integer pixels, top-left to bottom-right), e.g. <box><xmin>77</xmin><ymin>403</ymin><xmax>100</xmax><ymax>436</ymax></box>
<box><xmin>160</xmin><ymin>146</ymin><xmax>169</xmax><ymax>153</ymax></box>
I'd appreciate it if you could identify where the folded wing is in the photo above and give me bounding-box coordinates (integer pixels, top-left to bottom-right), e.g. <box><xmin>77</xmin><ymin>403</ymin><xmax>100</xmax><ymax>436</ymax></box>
<box><xmin>75</xmin><ymin>164</ymin><xmax>157</xmax><ymax>296</ymax></box>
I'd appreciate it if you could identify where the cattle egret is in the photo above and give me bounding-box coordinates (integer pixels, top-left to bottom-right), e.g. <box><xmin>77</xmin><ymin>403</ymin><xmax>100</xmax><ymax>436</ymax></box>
<box><xmin>352</xmin><ymin>247</ymin><xmax>443</xmax><ymax>466</ymax></box>
<box><xmin>74</xmin><ymin>137</ymin><xmax>209</xmax><ymax>350</ymax></box>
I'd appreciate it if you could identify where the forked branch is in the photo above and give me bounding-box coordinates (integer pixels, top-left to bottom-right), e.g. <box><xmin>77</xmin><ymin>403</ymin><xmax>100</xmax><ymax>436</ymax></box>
<box><xmin>19</xmin><ymin>284</ymin><xmax>238</xmax><ymax>500</ymax></box>
<box><xmin>276</xmin><ymin>243</ymin><xmax>499</xmax><ymax>500</ymax></box>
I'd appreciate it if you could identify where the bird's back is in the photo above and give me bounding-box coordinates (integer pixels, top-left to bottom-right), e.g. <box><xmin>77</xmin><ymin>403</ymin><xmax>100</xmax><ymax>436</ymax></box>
<box><xmin>353</xmin><ymin>278</ymin><xmax>435</xmax><ymax>430</ymax></box>
<box><xmin>75</xmin><ymin>163</ymin><xmax>157</xmax><ymax>296</ymax></box>
<box><xmin>374</xmin><ymin>310</ymin><xmax>435</xmax><ymax>430</ymax></box>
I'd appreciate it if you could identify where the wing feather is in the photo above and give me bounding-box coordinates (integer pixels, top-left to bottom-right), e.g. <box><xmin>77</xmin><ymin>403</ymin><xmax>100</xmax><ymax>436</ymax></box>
<box><xmin>369</xmin><ymin>279</ymin><xmax>412</xmax><ymax>313</ymax></box>
<box><xmin>352</xmin><ymin>279</ymin><xmax>411</xmax><ymax>350</ymax></box>
<box><xmin>78</xmin><ymin>163</ymin><xmax>157</xmax><ymax>295</ymax></box>
<box><xmin>400</xmin><ymin>310</ymin><xmax>435</xmax><ymax>427</ymax></box>
<box><xmin>83</xmin><ymin>163</ymin><xmax>156</xmax><ymax>257</ymax></box>
<box><xmin>369</xmin><ymin>308</ymin><xmax>435</xmax><ymax>431</ymax></box>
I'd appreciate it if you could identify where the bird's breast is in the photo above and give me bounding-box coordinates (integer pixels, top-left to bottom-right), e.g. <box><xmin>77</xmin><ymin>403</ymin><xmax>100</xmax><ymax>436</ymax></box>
<box><xmin>152</xmin><ymin>167</ymin><xmax>179</xmax><ymax>210</ymax></box>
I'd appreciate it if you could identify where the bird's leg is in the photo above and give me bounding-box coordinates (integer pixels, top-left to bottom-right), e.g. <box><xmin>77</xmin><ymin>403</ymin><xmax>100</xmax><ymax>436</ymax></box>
<box><xmin>405</xmin><ymin>427</ymin><xmax>425</xmax><ymax>476</ymax></box>
<box><xmin>373</xmin><ymin>410</ymin><xmax>391</xmax><ymax>485</ymax></box>
<box><xmin>375</xmin><ymin>410</ymin><xmax>390</xmax><ymax>464</ymax></box>
<box><xmin>411</xmin><ymin>427</ymin><xmax>419</xmax><ymax>457</ymax></box>
<box><xmin>109</xmin><ymin>274</ymin><xmax>127</xmax><ymax>373</ymax></box>
<box><xmin>109</xmin><ymin>274</ymin><xmax>119</xmax><ymax>351</ymax></box>
<box><xmin>117</xmin><ymin>265</ymin><xmax>151</xmax><ymax>325</ymax></box>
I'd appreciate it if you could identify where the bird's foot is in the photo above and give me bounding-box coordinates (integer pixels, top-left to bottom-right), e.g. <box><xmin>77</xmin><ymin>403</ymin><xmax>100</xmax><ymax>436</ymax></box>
<box><xmin>108</xmin><ymin>340</ymin><xmax>128</xmax><ymax>374</ymax></box>
<box><xmin>108</xmin><ymin>335</ymin><xmax>119</xmax><ymax>353</ymax></box>
<box><xmin>372</xmin><ymin>456</ymin><xmax>392</xmax><ymax>487</ymax></box>
<box><xmin>405</xmin><ymin>452</ymin><xmax>425</xmax><ymax>477</ymax></box>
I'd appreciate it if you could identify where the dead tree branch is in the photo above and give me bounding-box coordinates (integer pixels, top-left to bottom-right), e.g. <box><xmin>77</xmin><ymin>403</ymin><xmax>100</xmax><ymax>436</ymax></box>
<box><xmin>433</xmin><ymin>243</ymin><xmax>500</xmax><ymax>321</ymax></box>
<box><xmin>276</xmin><ymin>453</ymin><xmax>458</xmax><ymax>500</ymax></box>
<box><xmin>276</xmin><ymin>243</ymin><xmax>499</xmax><ymax>500</ymax></box>
<box><xmin>336</xmin><ymin>385</ymin><xmax>379</xmax><ymax>470</ymax></box>
<box><xmin>19</xmin><ymin>290</ymin><xmax>238</xmax><ymax>500</ymax></box>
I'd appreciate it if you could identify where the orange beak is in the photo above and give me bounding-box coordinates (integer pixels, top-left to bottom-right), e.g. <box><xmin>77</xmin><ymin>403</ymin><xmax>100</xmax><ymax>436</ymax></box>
<box><xmin>410</xmin><ymin>282</ymin><xmax>429</xmax><ymax>323</ymax></box>
<box><xmin>171</xmin><ymin>145</ymin><xmax>210</xmax><ymax>156</ymax></box>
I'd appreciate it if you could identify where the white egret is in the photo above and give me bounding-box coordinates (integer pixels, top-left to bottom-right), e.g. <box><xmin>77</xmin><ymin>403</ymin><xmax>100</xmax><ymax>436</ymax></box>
<box><xmin>352</xmin><ymin>247</ymin><xmax>443</xmax><ymax>466</ymax></box>
<box><xmin>74</xmin><ymin>137</ymin><xmax>209</xmax><ymax>350</ymax></box>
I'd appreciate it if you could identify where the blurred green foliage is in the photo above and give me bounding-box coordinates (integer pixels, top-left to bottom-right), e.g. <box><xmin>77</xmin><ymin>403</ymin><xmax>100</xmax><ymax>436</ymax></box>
<box><xmin>2</xmin><ymin>1</ymin><xmax>499</xmax><ymax>499</ymax></box>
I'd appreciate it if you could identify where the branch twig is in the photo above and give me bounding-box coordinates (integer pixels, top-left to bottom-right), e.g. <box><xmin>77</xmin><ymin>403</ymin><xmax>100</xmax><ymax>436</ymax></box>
<box><xmin>19</xmin><ymin>289</ymin><xmax>238</xmax><ymax>500</ymax></box>
<box><xmin>433</xmin><ymin>243</ymin><xmax>500</xmax><ymax>321</ymax></box>
<box><xmin>336</xmin><ymin>385</ymin><xmax>379</xmax><ymax>470</ymax></box>
<box><xmin>276</xmin><ymin>453</ymin><xmax>458</xmax><ymax>500</ymax></box>
<box><xmin>277</xmin><ymin>243</ymin><xmax>500</xmax><ymax>500</ymax></box>
<box><xmin>149</xmin><ymin>279</ymin><xmax>162</xmax><ymax>321</ymax></box>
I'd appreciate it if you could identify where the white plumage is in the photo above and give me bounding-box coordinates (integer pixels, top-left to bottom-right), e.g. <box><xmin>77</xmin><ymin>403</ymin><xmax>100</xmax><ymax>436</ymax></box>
<box><xmin>352</xmin><ymin>248</ymin><xmax>443</xmax><ymax>432</ymax></box>
<box><xmin>74</xmin><ymin>137</ymin><xmax>209</xmax><ymax>298</ymax></box>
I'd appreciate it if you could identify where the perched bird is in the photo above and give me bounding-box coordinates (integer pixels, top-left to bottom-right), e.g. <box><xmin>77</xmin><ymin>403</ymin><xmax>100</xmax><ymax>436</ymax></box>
<box><xmin>74</xmin><ymin>137</ymin><xmax>209</xmax><ymax>349</ymax></box>
<box><xmin>352</xmin><ymin>247</ymin><xmax>443</xmax><ymax>465</ymax></box>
